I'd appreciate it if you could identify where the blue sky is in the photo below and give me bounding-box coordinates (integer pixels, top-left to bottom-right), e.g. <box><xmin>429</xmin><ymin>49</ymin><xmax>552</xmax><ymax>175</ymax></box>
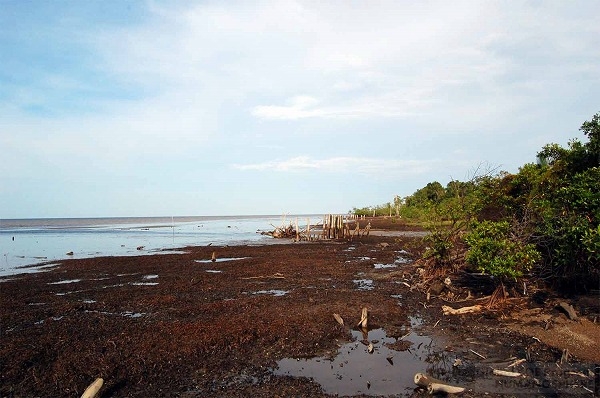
<box><xmin>1</xmin><ymin>1</ymin><xmax>599</xmax><ymax>218</ymax></box>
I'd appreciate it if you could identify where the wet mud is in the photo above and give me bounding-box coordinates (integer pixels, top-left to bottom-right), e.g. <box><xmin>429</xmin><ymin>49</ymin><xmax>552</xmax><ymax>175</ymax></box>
<box><xmin>1</xmin><ymin>218</ymin><xmax>598</xmax><ymax>397</ymax></box>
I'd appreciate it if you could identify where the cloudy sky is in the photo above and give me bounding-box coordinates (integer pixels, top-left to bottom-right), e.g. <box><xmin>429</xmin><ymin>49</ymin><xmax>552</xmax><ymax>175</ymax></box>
<box><xmin>1</xmin><ymin>1</ymin><xmax>598</xmax><ymax>218</ymax></box>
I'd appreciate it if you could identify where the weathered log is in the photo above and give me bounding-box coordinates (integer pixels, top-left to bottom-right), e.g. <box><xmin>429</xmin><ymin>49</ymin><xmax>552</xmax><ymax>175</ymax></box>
<box><xmin>414</xmin><ymin>373</ymin><xmax>441</xmax><ymax>388</ymax></box>
<box><xmin>493</xmin><ymin>369</ymin><xmax>522</xmax><ymax>377</ymax></box>
<box><xmin>558</xmin><ymin>302</ymin><xmax>578</xmax><ymax>320</ymax></box>
<box><xmin>428</xmin><ymin>383</ymin><xmax>465</xmax><ymax>394</ymax></box>
<box><xmin>442</xmin><ymin>304</ymin><xmax>482</xmax><ymax>315</ymax></box>
<box><xmin>81</xmin><ymin>378</ymin><xmax>103</xmax><ymax>398</ymax></box>
<box><xmin>414</xmin><ymin>373</ymin><xmax>465</xmax><ymax>394</ymax></box>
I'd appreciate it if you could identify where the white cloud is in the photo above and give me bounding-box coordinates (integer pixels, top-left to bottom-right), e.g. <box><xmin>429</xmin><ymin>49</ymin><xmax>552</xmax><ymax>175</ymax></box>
<box><xmin>2</xmin><ymin>0</ymin><xmax>599</xmax><ymax>217</ymax></box>
<box><xmin>232</xmin><ymin>156</ymin><xmax>434</xmax><ymax>177</ymax></box>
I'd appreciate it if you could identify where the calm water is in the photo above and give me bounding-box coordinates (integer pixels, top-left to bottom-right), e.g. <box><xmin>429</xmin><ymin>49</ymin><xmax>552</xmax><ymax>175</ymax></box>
<box><xmin>0</xmin><ymin>215</ymin><xmax>320</xmax><ymax>276</ymax></box>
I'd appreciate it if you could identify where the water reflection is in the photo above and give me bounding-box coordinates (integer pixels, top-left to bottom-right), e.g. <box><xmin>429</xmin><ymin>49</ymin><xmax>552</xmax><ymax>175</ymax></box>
<box><xmin>274</xmin><ymin>325</ymin><xmax>446</xmax><ymax>396</ymax></box>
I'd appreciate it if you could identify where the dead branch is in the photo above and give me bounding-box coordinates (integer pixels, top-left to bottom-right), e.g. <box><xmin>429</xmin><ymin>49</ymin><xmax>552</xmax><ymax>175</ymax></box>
<box><xmin>442</xmin><ymin>304</ymin><xmax>482</xmax><ymax>315</ymax></box>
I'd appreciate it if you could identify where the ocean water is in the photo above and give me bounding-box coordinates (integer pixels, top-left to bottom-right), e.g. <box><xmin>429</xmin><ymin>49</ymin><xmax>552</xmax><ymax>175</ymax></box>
<box><xmin>0</xmin><ymin>215</ymin><xmax>320</xmax><ymax>276</ymax></box>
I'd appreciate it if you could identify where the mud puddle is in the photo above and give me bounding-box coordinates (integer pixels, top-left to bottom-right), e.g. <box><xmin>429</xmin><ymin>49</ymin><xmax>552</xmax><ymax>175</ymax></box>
<box><xmin>274</xmin><ymin>322</ymin><xmax>444</xmax><ymax>396</ymax></box>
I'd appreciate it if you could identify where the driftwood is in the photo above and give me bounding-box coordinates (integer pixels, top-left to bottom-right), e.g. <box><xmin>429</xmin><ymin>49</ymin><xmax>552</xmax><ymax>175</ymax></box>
<box><xmin>558</xmin><ymin>302</ymin><xmax>578</xmax><ymax>320</ymax></box>
<box><xmin>507</xmin><ymin>358</ymin><xmax>526</xmax><ymax>368</ymax></box>
<box><xmin>333</xmin><ymin>313</ymin><xmax>344</xmax><ymax>326</ymax></box>
<box><xmin>357</xmin><ymin>307</ymin><xmax>368</xmax><ymax>329</ymax></box>
<box><xmin>493</xmin><ymin>369</ymin><xmax>522</xmax><ymax>377</ymax></box>
<box><xmin>469</xmin><ymin>349</ymin><xmax>486</xmax><ymax>360</ymax></box>
<box><xmin>414</xmin><ymin>373</ymin><xmax>465</xmax><ymax>394</ymax></box>
<box><xmin>367</xmin><ymin>342</ymin><xmax>374</xmax><ymax>353</ymax></box>
<box><xmin>81</xmin><ymin>378</ymin><xmax>103</xmax><ymax>398</ymax></box>
<box><xmin>414</xmin><ymin>373</ymin><xmax>443</xmax><ymax>388</ymax></box>
<box><xmin>442</xmin><ymin>304</ymin><xmax>482</xmax><ymax>315</ymax></box>
<box><xmin>429</xmin><ymin>383</ymin><xmax>465</xmax><ymax>395</ymax></box>
<box><xmin>211</xmin><ymin>251</ymin><xmax>216</xmax><ymax>262</ymax></box>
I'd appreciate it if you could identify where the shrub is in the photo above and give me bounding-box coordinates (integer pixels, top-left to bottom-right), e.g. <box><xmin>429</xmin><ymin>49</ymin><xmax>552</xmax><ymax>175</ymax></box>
<box><xmin>465</xmin><ymin>220</ymin><xmax>541</xmax><ymax>279</ymax></box>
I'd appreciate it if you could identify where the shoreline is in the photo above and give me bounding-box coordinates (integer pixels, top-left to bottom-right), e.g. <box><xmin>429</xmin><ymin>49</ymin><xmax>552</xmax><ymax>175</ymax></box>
<box><xmin>1</xmin><ymin>218</ymin><xmax>598</xmax><ymax>397</ymax></box>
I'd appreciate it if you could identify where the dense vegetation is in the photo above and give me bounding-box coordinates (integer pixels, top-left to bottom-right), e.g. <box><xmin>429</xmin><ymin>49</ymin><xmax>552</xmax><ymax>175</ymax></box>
<box><xmin>352</xmin><ymin>112</ymin><xmax>600</xmax><ymax>292</ymax></box>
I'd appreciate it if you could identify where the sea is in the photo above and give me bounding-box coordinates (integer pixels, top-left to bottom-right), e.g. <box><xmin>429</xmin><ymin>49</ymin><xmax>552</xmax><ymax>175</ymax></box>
<box><xmin>0</xmin><ymin>215</ymin><xmax>322</xmax><ymax>277</ymax></box>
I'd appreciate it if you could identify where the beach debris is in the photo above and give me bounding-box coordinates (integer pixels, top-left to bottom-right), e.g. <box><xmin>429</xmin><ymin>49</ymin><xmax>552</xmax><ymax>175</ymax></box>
<box><xmin>414</xmin><ymin>373</ymin><xmax>465</xmax><ymax>394</ymax></box>
<box><xmin>367</xmin><ymin>342</ymin><xmax>374</xmax><ymax>353</ymax></box>
<box><xmin>442</xmin><ymin>304</ymin><xmax>482</xmax><ymax>316</ymax></box>
<box><xmin>558</xmin><ymin>302</ymin><xmax>578</xmax><ymax>320</ymax></box>
<box><xmin>136</xmin><ymin>246</ymin><xmax>144</xmax><ymax>251</ymax></box>
<box><xmin>357</xmin><ymin>307</ymin><xmax>368</xmax><ymax>329</ymax></box>
<box><xmin>507</xmin><ymin>358</ymin><xmax>526</xmax><ymax>368</ymax></box>
<box><xmin>492</xmin><ymin>368</ymin><xmax>522</xmax><ymax>378</ymax></box>
<box><xmin>333</xmin><ymin>313</ymin><xmax>344</xmax><ymax>326</ymax></box>
<box><xmin>81</xmin><ymin>377</ymin><xmax>103</xmax><ymax>398</ymax></box>
<box><xmin>66</xmin><ymin>251</ymin><xmax>74</xmax><ymax>256</ymax></box>
<box><xmin>361</xmin><ymin>222</ymin><xmax>371</xmax><ymax>237</ymax></box>
<box><xmin>453</xmin><ymin>358</ymin><xmax>462</xmax><ymax>367</ymax></box>
<box><xmin>469</xmin><ymin>349</ymin><xmax>486</xmax><ymax>360</ymax></box>
<box><xmin>211</xmin><ymin>251</ymin><xmax>216</xmax><ymax>262</ymax></box>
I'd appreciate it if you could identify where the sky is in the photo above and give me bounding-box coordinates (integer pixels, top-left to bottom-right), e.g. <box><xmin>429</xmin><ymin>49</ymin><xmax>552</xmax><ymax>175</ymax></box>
<box><xmin>1</xmin><ymin>1</ymin><xmax>599</xmax><ymax>218</ymax></box>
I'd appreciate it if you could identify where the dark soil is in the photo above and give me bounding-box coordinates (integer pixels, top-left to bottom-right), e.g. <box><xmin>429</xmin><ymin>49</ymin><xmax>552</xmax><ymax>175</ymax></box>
<box><xmin>1</xmin><ymin>217</ymin><xmax>598</xmax><ymax>397</ymax></box>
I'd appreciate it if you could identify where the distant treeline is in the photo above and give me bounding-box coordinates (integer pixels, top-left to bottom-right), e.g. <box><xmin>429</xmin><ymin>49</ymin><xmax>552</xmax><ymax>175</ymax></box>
<box><xmin>352</xmin><ymin>112</ymin><xmax>600</xmax><ymax>292</ymax></box>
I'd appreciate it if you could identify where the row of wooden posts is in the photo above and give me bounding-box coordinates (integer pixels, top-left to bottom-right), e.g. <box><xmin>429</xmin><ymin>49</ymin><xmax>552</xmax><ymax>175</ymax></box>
<box><xmin>292</xmin><ymin>214</ymin><xmax>371</xmax><ymax>241</ymax></box>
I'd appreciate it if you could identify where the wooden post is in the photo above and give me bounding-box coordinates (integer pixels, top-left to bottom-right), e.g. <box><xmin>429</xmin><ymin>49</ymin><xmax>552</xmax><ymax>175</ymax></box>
<box><xmin>306</xmin><ymin>218</ymin><xmax>310</xmax><ymax>241</ymax></box>
<box><xmin>357</xmin><ymin>307</ymin><xmax>368</xmax><ymax>329</ymax></box>
<box><xmin>295</xmin><ymin>218</ymin><xmax>299</xmax><ymax>241</ymax></box>
<box><xmin>330</xmin><ymin>215</ymin><xmax>334</xmax><ymax>239</ymax></box>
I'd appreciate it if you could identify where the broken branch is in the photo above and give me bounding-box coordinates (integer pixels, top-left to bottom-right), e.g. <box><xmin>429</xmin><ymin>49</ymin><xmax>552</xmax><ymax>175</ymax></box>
<box><xmin>493</xmin><ymin>369</ymin><xmax>522</xmax><ymax>377</ymax></box>
<box><xmin>442</xmin><ymin>304</ymin><xmax>482</xmax><ymax>315</ymax></box>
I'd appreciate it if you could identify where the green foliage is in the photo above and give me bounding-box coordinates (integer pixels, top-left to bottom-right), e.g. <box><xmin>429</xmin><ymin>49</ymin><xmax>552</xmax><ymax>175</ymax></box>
<box><xmin>350</xmin><ymin>111</ymin><xmax>600</xmax><ymax>292</ymax></box>
<box><xmin>464</xmin><ymin>221</ymin><xmax>541</xmax><ymax>279</ymax></box>
<box><xmin>423</xmin><ymin>228</ymin><xmax>455</xmax><ymax>266</ymax></box>
<box><xmin>536</xmin><ymin>166</ymin><xmax>600</xmax><ymax>287</ymax></box>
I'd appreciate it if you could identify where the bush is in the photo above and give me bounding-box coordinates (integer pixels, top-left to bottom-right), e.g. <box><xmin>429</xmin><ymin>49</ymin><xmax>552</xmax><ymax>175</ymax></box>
<box><xmin>465</xmin><ymin>221</ymin><xmax>541</xmax><ymax>279</ymax></box>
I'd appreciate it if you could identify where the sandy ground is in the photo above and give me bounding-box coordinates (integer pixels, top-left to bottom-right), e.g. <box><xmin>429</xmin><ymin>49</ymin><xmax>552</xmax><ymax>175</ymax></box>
<box><xmin>1</xmin><ymin>217</ymin><xmax>598</xmax><ymax>397</ymax></box>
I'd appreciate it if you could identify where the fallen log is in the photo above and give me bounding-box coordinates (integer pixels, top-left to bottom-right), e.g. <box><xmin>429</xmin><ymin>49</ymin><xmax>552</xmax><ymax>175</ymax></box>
<box><xmin>429</xmin><ymin>383</ymin><xmax>466</xmax><ymax>395</ymax></box>
<box><xmin>414</xmin><ymin>373</ymin><xmax>465</xmax><ymax>394</ymax></box>
<box><xmin>81</xmin><ymin>378</ymin><xmax>103</xmax><ymax>398</ymax></box>
<box><xmin>442</xmin><ymin>304</ymin><xmax>482</xmax><ymax>316</ymax></box>
<box><xmin>492</xmin><ymin>369</ymin><xmax>522</xmax><ymax>377</ymax></box>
